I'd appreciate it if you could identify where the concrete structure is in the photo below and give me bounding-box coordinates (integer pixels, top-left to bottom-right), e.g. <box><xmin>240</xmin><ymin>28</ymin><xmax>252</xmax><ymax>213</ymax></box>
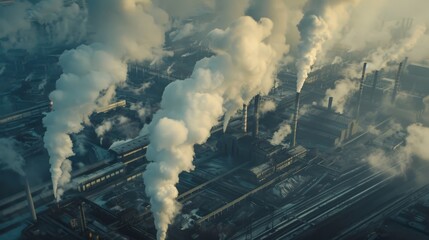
<box><xmin>298</xmin><ymin>106</ymin><xmax>358</xmax><ymax>147</ymax></box>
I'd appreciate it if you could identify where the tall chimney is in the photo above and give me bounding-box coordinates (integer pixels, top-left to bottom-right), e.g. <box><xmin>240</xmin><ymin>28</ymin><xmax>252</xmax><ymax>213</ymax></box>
<box><xmin>355</xmin><ymin>62</ymin><xmax>367</xmax><ymax>120</ymax></box>
<box><xmin>25</xmin><ymin>178</ymin><xmax>37</xmax><ymax>222</ymax></box>
<box><xmin>291</xmin><ymin>92</ymin><xmax>300</xmax><ymax>148</ymax></box>
<box><xmin>370</xmin><ymin>70</ymin><xmax>379</xmax><ymax>103</ymax></box>
<box><xmin>252</xmin><ymin>95</ymin><xmax>260</xmax><ymax>138</ymax></box>
<box><xmin>391</xmin><ymin>62</ymin><xmax>403</xmax><ymax>104</ymax></box>
<box><xmin>327</xmin><ymin>97</ymin><xmax>333</xmax><ymax>111</ymax></box>
<box><xmin>242</xmin><ymin>104</ymin><xmax>248</xmax><ymax>133</ymax></box>
<box><xmin>79</xmin><ymin>202</ymin><xmax>87</xmax><ymax>233</ymax></box>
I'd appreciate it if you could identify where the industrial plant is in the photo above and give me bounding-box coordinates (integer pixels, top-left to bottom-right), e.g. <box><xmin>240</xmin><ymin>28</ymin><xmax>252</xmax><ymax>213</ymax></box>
<box><xmin>1</xmin><ymin>1</ymin><xmax>429</xmax><ymax>240</ymax></box>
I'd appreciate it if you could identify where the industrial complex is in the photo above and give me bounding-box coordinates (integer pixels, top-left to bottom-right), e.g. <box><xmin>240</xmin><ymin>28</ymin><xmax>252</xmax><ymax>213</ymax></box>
<box><xmin>1</xmin><ymin>1</ymin><xmax>429</xmax><ymax>240</ymax></box>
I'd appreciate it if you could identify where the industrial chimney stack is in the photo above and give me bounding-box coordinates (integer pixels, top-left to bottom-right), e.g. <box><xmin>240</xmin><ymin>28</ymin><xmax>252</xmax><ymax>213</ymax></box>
<box><xmin>242</xmin><ymin>104</ymin><xmax>248</xmax><ymax>133</ymax></box>
<box><xmin>370</xmin><ymin>70</ymin><xmax>379</xmax><ymax>103</ymax></box>
<box><xmin>355</xmin><ymin>62</ymin><xmax>367</xmax><ymax>120</ymax></box>
<box><xmin>327</xmin><ymin>97</ymin><xmax>333</xmax><ymax>111</ymax></box>
<box><xmin>291</xmin><ymin>92</ymin><xmax>300</xmax><ymax>148</ymax></box>
<box><xmin>252</xmin><ymin>95</ymin><xmax>260</xmax><ymax>138</ymax></box>
<box><xmin>25</xmin><ymin>178</ymin><xmax>37</xmax><ymax>222</ymax></box>
<box><xmin>79</xmin><ymin>202</ymin><xmax>87</xmax><ymax>234</ymax></box>
<box><xmin>391</xmin><ymin>62</ymin><xmax>403</xmax><ymax>104</ymax></box>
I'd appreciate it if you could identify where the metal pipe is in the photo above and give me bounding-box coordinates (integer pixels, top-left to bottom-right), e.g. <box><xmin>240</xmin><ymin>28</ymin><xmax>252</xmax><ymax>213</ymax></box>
<box><xmin>356</xmin><ymin>62</ymin><xmax>367</xmax><ymax>120</ymax></box>
<box><xmin>25</xmin><ymin>178</ymin><xmax>37</xmax><ymax>222</ymax></box>
<box><xmin>328</xmin><ymin>97</ymin><xmax>333</xmax><ymax>111</ymax></box>
<box><xmin>252</xmin><ymin>95</ymin><xmax>260</xmax><ymax>138</ymax></box>
<box><xmin>391</xmin><ymin>62</ymin><xmax>403</xmax><ymax>104</ymax></box>
<box><xmin>291</xmin><ymin>92</ymin><xmax>300</xmax><ymax>147</ymax></box>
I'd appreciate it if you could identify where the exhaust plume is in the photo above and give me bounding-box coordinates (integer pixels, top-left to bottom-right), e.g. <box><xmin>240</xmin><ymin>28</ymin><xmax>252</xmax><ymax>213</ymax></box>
<box><xmin>0</xmin><ymin>138</ymin><xmax>25</xmax><ymax>176</ymax></box>
<box><xmin>366</xmin><ymin>123</ymin><xmax>429</xmax><ymax>176</ymax></box>
<box><xmin>144</xmin><ymin>16</ymin><xmax>280</xmax><ymax>240</ymax></box>
<box><xmin>0</xmin><ymin>0</ymin><xmax>87</xmax><ymax>51</ymax></box>
<box><xmin>295</xmin><ymin>0</ymin><xmax>359</xmax><ymax>92</ymax></box>
<box><xmin>323</xmin><ymin>24</ymin><xmax>426</xmax><ymax>113</ymax></box>
<box><xmin>95</xmin><ymin>116</ymin><xmax>130</xmax><ymax>139</ymax></box>
<box><xmin>43</xmin><ymin>0</ymin><xmax>169</xmax><ymax>201</ymax></box>
<box><xmin>270</xmin><ymin>121</ymin><xmax>292</xmax><ymax>146</ymax></box>
<box><xmin>260</xmin><ymin>99</ymin><xmax>277</xmax><ymax>115</ymax></box>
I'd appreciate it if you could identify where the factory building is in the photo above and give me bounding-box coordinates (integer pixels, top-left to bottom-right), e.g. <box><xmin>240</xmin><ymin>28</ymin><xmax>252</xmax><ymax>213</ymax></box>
<box><xmin>247</xmin><ymin>145</ymin><xmax>307</xmax><ymax>183</ymax></box>
<box><xmin>95</xmin><ymin>100</ymin><xmax>127</xmax><ymax>114</ymax></box>
<box><xmin>404</xmin><ymin>63</ymin><xmax>429</xmax><ymax>94</ymax></box>
<box><xmin>22</xmin><ymin>197</ymin><xmax>154</xmax><ymax>240</ymax></box>
<box><xmin>0</xmin><ymin>101</ymin><xmax>52</xmax><ymax>135</ymax></box>
<box><xmin>109</xmin><ymin>134</ymin><xmax>149</xmax><ymax>165</ymax></box>
<box><xmin>298</xmin><ymin>105</ymin><xmax>358</xmax><ymax>147</ymax></box>
<box><xmin>73</xmin><ymin>162</ymin><xmax>126</xmax><ymax>192</ymax></box>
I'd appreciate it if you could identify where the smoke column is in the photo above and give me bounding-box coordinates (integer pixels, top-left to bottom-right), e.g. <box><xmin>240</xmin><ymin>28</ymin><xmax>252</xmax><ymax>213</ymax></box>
<box><xmin>296</xmin><ymin>0</ymin><xmax>358</xmax><ymax>92</ymax></box>
<box><xmin>270</xmin><ymin>122</ymin><xmax>292</xmax><ymax>146</ymax></box>
<box><xmin>144</xmin><ymin>16</ymin><xmax>280</xmax><ymax>240</ymax></box>
<box><xmin>367</xmin><ymin>123</ymin><xmax>429</xmax><ymax>176</ymax></box>
<box><xmin>43</xmin><ymin>0</ymin><xmax>169</xmax><ymax>201</ymax></box>
<box><xmin>323</xmin><ymin>24</ymin><xmax>426</xmax><ymax>113</ymax></box>
<box><xmin>0</xmin><ymin>0</ymin><xmax>87</xmax><ymax>51</ymax></box>
<box><xmin>0</xmin><ymin>138</ymin><xmax>25</xmax><ymax>176</ymax></box>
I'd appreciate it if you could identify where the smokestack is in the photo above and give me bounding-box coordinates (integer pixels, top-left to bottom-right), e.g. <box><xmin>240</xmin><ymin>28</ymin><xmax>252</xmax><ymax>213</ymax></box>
<box><xmin>79</xmin><ymin>202</ymin><xmax>87</xmax><ymax>233</ymax></box>
<box><xmin>391</xmin><ymin>62</ymin><xmax>403</xmax><ymax>104</ymax></box>
<box><xmin>370</xmin><ymin>70</ymin><xmax>379</xmax><ymax>103</ymax></box>
<box><xmin>327</xmin><ymin>97</ymin><xmax>333</xmax><ymax>111</ymax></box>
<box><xmin>252</xmin><ymin>95</ymin><xmax>260</xmax><ymax>138</ymax></box>
<box><xmin>25</xmin><ymin>178</ymin><xmax>37</xmax><ymax>222</ymax></box>
<box><xmin>242</xmin><ymin>104</ymin><xmax>248</xmax><ymax>133</ymax></box>
<box><xmin>355</xmin><ymin>62</ymin><xmax>367</xmax><ymax>120</ymax></box>
<box><xmin>291</xmin><ymin>92</ymin><xmax>300</xmax><ymax>147</ymax></box>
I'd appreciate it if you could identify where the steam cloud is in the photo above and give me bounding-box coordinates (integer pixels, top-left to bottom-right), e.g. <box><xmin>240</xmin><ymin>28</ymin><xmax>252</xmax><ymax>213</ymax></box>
<box><xmin>0</xmin><ymin>138</ymin><xmax>25</xmax><ymax>176</ymax></box>
<box><xmin>260</xmin><ymin>99</ymin><xmax>277</xmax><ymax>115</ymax></box>
<box><xmin>366</xmin><ymin>123</ymin><xmax>429</xmax><ymax>176</ymax></box>
<box><xmin>43</xmin><ymin>0</ymin><xmax>169</xmax><ymax>201</ymax></box>
<box><xmin>270</xmin><ymin>122</ymin><xmax>292</xmax><ymax>146</ymax></box>
<box><xmin>324</xmin><ymin>24</ymin><xmax>426</xmax><ymax>113</ymax></box>
<box><xmin>144</xmin><ymin>16</ymin><xmax>281</xmax><ymax>240</ymax></box>
<box><xmin>95</xmin><ymin>116</ymin><xmax>130</xmax><ymax>139</ymax></box>
<box><xmin>0</xmin><ymin>0</ymin><xmax>87</xmax><ymax>51</ymax></box>
<box><xmin>296</xmin><ymin>0</ymin><xmax>359</xmax><ymax>92</ymax></box>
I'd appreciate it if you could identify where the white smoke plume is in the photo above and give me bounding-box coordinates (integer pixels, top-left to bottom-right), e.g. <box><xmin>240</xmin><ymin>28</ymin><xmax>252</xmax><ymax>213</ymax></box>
<box><xmin>0</xmin><ymin>65</ymin><xmax>5</xmax><ymax>76</ymax></box>
<box><xmin>43</xmin><ymin>0</ymin><xmax>169</xmax><ymax>201</ymax></box>
<box><xmin>0</xmin><ymin>0</ymin><xmax>87</xmax><ymax>51</ymax></box>
<box><xmin>95</xmin><ymin>116</ymin><xmax>130</xmax><ymax>139</ymax></box>
<box><xmin>323</xmin><ymin>24</ymin><xmax>426</xmax><ymax>113</ymax></box>
<box><xmin>366</xmin><ymin>123</ymin><xmax>429</xmax><ymax>176</ymax></box>
<box><xmin>367</xmin><ymin>24</ymin><xmax>426</xmax><ymax>71</ymax></box>
<box><xmin>38</xmin><ymin>77</ymin><xmax>48</xmax><ymax>92</ymax></box>
<box><xmin>260</xmin><ymin>99</ymin><xmax>276</xmax><ymax>115</ymax></box>
<box><xmin>296</xmin><ymin>0</ymin><xmax>359</xmax><ymax>92</ymax></box>
<box><xmin>130</xmin><ymin>101</ymin><xmax>152</xmax><ymax>120</ymax></box>
<box><xmin>324</xmin><ymin>78</ymin><xmax>359</xmax><ymax>113</ymax></box>
<box><xmin>144</xmin><ymin>16</ymin><xmax>280</xmax><ymax>240</ymax></box>
<box><xmin>270</xmin><ymin>121</ymin><xmax>292</xmax><ymax>146</ymax></box>
<box><xmin>0</xmin><ymin>138</ymin><xmax>25</xmax><ymax>176</ymax></box>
